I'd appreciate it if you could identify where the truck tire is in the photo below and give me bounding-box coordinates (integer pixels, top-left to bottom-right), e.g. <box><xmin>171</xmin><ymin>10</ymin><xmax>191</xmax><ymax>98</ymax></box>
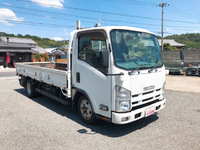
<box><xmin>78</xmin><ymin>95</ymin><xmax>97</xmax><ymax>124</ymax></box>
<box><xmin>26</xmin><ymin>79</ymin><xmax>37</xmax><ymax>98</ymax></box>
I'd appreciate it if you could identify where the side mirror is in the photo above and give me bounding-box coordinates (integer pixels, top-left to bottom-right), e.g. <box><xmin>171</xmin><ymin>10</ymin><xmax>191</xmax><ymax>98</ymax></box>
<box><xmin>99</xmin><ymin>49</ymin><xmax>109</xmax><ymax>68</ymax></box>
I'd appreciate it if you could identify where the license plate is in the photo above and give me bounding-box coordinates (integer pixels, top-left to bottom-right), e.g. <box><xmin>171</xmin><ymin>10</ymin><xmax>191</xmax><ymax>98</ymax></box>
<box><xmin>145</xmin><ymin>106</ymin><xmax>155</xmax><ymax>117</ymax></box>
<box><xmin>188</xmin><ymin>71</ymin><xmax>191</xmax><ymax>75</ymax></box>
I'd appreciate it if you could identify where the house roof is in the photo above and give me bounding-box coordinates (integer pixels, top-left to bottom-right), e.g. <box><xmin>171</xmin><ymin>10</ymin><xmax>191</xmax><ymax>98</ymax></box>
<box><xmin>44</xmin><ymin>47</ymin><xmax>57</xmax><ymax>53</ymax></box>
<box><xmin>0</xmin><ymin>37</ymin><xmax>36</xmax><ymax>53</ymax></box>
<box><xmin>0</xmin><ymin>42</ymin><xmax>35</xmax><ymax>48</ymax></box>
<box><xmin>43</xmin><ymin>48</ymin><xmax>66</xmax><ymax>55</ymax></box>
<box><xmin>158</xmin><ymin>39</ymin><xmax>185</xmax><ymax>47</ymax></box>
<box><xmin>0</xmin><ymin>49</ymin><xmax>36</xmax><ymax>53</ymax></box>
<box><xmin>0</xmin><ymin>36</ymin><xmax>36</xmax><ymax>44</ymax></box>
<box><xmin>32</xmin><ymin>46</ymin><xmax>46</xmax><ymax>54</ymax></box>
<box><xmin>51</xmin><ymin>49</ymin><xmax>66</xmax><ymax>55</ymax></box>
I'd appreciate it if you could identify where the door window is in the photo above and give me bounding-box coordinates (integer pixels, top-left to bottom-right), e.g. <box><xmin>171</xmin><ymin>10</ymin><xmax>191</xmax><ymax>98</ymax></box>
<box><xmin>78</xmin><ymin>32</ymin><xmax>107</xmax><ymax>73</ymax></box>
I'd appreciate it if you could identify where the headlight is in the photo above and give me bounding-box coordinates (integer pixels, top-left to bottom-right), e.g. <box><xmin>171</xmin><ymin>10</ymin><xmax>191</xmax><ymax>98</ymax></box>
<box><xmin>115</xmin><ymin>85</ymin><xmax>131</xmax><ymax>112</ymax></box>
<box><xmin>118</xmin><ymin>101</ymin><xmax>130</xmax><ymax>111</ymax></box>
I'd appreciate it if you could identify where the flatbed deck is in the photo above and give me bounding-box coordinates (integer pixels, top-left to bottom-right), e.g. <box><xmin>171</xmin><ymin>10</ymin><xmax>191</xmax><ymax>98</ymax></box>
<box><xmin>16</xmin><ymin>62</ymin><xmax>68</xmax><ymax>89</ymax></box>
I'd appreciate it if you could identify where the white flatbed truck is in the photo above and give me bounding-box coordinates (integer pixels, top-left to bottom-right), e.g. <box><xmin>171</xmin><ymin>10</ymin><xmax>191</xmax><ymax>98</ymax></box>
<box><xmin>16</xmin><ymin>26</ymin><xmax>166</xmax><ymax>124</ymax></box>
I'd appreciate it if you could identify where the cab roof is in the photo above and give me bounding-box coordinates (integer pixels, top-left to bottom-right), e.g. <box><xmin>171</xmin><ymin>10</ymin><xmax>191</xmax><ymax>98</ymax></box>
<box><xmin>75</xmin><ymin>26</ymin><xmax>155</xmax><ymax>35</ymax></box>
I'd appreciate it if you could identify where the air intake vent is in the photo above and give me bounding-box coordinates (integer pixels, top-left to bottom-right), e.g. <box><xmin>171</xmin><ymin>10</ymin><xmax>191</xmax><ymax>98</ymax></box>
<box><xmin>142</xmin><ymin>97</ymin><xmax>153</xmax><ymax>102</ymax></box>
<box><xmin>156</xmin><ymin>88</ymin><xmax>161</xmax><ymax>91</ymax></box>
<box><xmin>132</xmin><ymin>94</ymin><xmax>138</xmax><ymax>98</ymax></box>
<box><xmin>143</xmin><ymin>91</ymin><xmax>153</xmax><ymax>95</ymax></box>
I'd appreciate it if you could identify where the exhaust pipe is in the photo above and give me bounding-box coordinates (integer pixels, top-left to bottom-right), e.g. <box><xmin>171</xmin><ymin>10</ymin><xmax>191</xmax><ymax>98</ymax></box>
<box><xmin>77</xmin><ymin>20</ymin><xmax>80</xmax><ymax>30</ymax></box>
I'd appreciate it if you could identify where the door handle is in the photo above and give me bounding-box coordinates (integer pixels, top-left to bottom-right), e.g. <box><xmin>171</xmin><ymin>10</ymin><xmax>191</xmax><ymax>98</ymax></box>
<box><xmin>76</xmin><ymin>72</ymin><xmax>80</xmax><ymax>83</ymax></box>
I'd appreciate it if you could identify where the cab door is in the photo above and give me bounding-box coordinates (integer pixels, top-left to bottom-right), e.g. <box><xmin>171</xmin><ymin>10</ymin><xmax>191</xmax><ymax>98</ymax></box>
<box><xmin>73</xmin><ymin>30</ymin><xmax>111</xmax><ymax>118</ymax></box>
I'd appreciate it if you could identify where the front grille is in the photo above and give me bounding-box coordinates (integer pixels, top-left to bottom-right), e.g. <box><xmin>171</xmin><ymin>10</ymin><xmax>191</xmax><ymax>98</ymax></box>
<box><xmin>131</xmin><ymin>88</ymin><xmax>162</xmax><ymax>107</ymax></box>
<box><xmin>132</xmin><ymin>99</ymin><xmax>160</xmax><ymax>111</ymax></box>
<box><xmin>132</xmin><ymin>88</ymin><xmax>161</xmax><ymax>98</ymax></box>
<box><xmin>142</xmin><ymin>97</ymin><xmax>153</xmax><ymax>102</ymax></box>
<box><xmin>155</xmin><ymin>94</ymin><xmax>160</xmax><ymax>98</ymax></box>
<box><xmin>143</xmin><ymin>91</ymin><xmax>153</xmax><ymax>95</ymax></box>
<box><xmin>132</xmin><ymin>97</ymin><xmax>154</xmax><ymax>105</ymax></box>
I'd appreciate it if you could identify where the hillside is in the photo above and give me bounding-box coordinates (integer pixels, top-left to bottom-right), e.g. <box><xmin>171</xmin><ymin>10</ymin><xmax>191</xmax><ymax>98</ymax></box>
<box><xmin>0</xmin><ymin>32</ymin><xmax>66</xmax><ymax>48</ymax></box>
<box><xmin>157</xmin><ymin>33</ymin><xmax>200</xmax><ymax>49</ymax></box>
<box><xmin>1</xmin><ymin>32</ymin><xmax>199</xmax><ymax>49</ymax></box>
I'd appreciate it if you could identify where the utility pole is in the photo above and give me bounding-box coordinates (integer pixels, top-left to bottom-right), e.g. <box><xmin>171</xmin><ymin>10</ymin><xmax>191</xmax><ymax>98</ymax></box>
<box><xmin>157</xmin><ymin>1</ymin><xmax>169</xmax><ymax>51</ymax></box>
<box><xmin>63</xmin><ymin>36</ymin><xmax>65</xmax><ymax>47</ymax></box>
<box><xmin>103</xmin><ymin>15</ymin><xmax>106</xmax><ymax>26</ymax></box>
<box><xmin>99</xmin><ymin>19</ymin><xmax>101</xmax><ymax>27</ymax></box>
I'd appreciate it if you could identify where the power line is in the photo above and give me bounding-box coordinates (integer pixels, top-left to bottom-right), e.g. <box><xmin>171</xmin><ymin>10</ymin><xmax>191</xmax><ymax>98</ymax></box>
<box><xmin>2</xmin><ymin>4</ymin><xmax>200</xmax><ymax>29</ymax></box>
<box><xmin>166</xmin><ymin>7</ymin><xmax>199</xmax><ymax>22</ymax></box>
<box><xmin>1</xmin><ymin>2</ymin><xmax>199</xmax><ymax>37</ymax></box>
<box><xmin>99</xmin><ymin>0</ymin><xmax>156</xmax><ymax>6</ymax></box>
<box><xmin>0</xmin><ymin>5</ymin><xmax>162</xmax><ymax>28</ymax></box>
<box><xmin>1</xmin><ymin>4</ymin><xmax>160</xmax><ymax>25</ymax></box>
<box><xmin>3</xmin><ymin>10</ymin><xmax>96</xmax><ymax>24</ymax></box>
<box><xmin>1</xmin><ymin>17</ymin><xmax>196</xmax><ymax>32</ymax></box>
<box><xmin>15</xmin><ymin>0</ymin><xmax>163</xmax><ymax>21</ymax></box>
<box><xmin>14</xmin><ymin>0</ymin><xmax>200</xmax><ymax>25</ymax></box>
<box><xmin>104</xmin><ymin>0</ymin><xmax>198</xmax><ymax>22</ymax></box>
<box><xmin>0</xmin><ymin>6</ymin><xmax>198</xmax><ymax>33</ymax></box>
<box><xmin>0</xmin><ymin>4</ymin><xmax>99</xmax><ymax>20</ymax></box>
<box><xmin>0</xmin><ymin>7</ymin><xmax>159</xmax><ymax>27</ymax></box>
<box><xmin>1</xmin><ymin>1</ymin><xmax>198</xmax><ymax>38</ymax></box>
<box><xmin>170</xmin><ymin>5</ymin><xmax>200</xmax><ymax>20</ymax></box>
<box><xmin>0</xmin><ymin>19</ymin><xmax>77</xmax><ymax>28</ymax></box>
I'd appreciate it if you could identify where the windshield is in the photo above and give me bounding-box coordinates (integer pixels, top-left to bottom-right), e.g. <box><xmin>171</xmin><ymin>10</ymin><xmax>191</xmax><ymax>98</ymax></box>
<box><xmin>110</xmin><ymin>29</ymin><xmax>162</xmax><ymax>70</ymax></box>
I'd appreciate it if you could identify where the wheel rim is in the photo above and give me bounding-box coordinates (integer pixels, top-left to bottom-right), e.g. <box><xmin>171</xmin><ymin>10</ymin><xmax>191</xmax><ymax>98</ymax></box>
<box><xmin>27</xmin><ymin>82</ymin><xmax>31</xmax><ymax>95</ymax></box>
<box><xmin>80</xmin><ymin>99</ymin><xmax>92</xmax><ymax>120</ymax></box>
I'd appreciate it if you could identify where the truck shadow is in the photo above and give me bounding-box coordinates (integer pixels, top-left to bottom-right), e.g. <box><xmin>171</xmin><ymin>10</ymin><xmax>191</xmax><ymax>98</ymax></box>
<box><xmin>14</xmin><ymin>88</ymin><xmax>159</xmax><ymax>138</ymax></box>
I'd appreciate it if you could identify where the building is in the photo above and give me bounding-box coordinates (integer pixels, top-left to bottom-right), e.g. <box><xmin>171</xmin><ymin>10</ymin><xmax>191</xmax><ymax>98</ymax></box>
<box><xmin>0</xmin><ymin>37</ymin><xmax>36</xmax><ymax>68</ymax></box>
<box><xmin>158</xmin><ymin>39</ymin><xmax>185</xmax><ymax>50</ymax></box>
<box><xmin>45</xmin><ymin>47</ymin><xmax>66</xmax><ymax>61</ymax></box>
<box><xmin>32</xmin><ymin>45</ymin><xmax>46</xmax><ymax>54</ymax></box>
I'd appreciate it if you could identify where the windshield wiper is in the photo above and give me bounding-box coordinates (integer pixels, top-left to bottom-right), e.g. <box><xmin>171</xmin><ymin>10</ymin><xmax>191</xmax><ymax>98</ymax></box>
<box><xmin>128</xmin><ymin>67</ymin><xmax>141</xmax><ymax>75</ymax></box>
<box><xmin>128</xmin><ymin>64</ymin><xmax>149</xmax><ymax>75</ymax></box>
<box><xmin>148</xmin><ymin>63</ymin><xmax>161</xmax><ymax>73</ymax></box>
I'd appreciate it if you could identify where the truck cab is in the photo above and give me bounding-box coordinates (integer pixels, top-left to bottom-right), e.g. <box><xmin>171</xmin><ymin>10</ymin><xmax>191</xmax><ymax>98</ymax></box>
<box><xmin>69</xmin><ymin>26</ymin><xmax>166</xmax><ymax>124</ymax></box>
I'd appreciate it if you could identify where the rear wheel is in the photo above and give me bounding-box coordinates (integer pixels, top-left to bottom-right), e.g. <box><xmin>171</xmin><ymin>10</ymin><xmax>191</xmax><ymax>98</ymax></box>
<box><xmin>26</xmin><ymin>79</ymin><xmax>37</xmax><ymax>98</ymax></box>
<box><xmin>78</xmin><ymin>95</ymin><xmax>97</xmax><ymax>124</ymax></box>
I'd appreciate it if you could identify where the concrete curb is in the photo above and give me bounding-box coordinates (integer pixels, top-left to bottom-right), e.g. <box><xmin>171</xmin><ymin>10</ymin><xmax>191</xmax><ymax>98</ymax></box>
<box><xmin>0</xmin><ymin>77</ymin><xmax>18</xmax><ymax>80</ymax></box>
<box><xmin>0</xmin><ymin>69</ymin><xmax>16</xmax><ymax>72</ymax></box>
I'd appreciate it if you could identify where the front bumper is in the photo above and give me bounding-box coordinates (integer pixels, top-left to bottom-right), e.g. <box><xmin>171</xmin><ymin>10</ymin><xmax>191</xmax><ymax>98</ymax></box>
<box><xmin>112</xmin><ymin>98</ymin><xmax>166</xmax><ymax>124</ymax></box>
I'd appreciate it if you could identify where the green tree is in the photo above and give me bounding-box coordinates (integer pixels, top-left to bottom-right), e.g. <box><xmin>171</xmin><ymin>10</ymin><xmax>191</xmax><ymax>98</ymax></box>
<box><xmin>165</xmin><ymin>33</ymin><xmax>200</xmax><ymax>49</ymax></box>
<box><xmin>33</xmin><ymin>51</ymin><xmax>41</xmax><ymax>59</ymax></box>
<box><xmin>17</xmin><ymin>34</ymin><xmax>23</xmax><ymax>38</ymax></box>
<box><xmin>171</xmin><ymin>47</ymin><xmax>178</xmax><ymax>50</ymax></box>
<box><xmin>164</xmin><ymin>43</ymin><xmax>172</xmax><ymax>50</ymax></box>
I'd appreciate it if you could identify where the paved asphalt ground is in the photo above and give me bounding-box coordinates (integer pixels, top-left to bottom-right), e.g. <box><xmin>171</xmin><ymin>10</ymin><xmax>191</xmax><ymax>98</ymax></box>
<box><xmin>0</xmin><ymin>70</ymin><xmax>200</xmax><ymax>150</ymax></box>
<box><xmin>166</xmin><ymin>75</ymin><xmax>200</xmax><ymax>93</ymax></box>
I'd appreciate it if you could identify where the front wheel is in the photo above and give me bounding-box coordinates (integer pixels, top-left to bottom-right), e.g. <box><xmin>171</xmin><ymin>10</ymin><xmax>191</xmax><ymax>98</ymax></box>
<box><xmin>26</xmin><ymin>79</ymin><xmax>37</xmax><ymax>98</ymax></box>
<box><xmin>77</xmin><ymin>95</ymin><xmax>97</xmax><ymax>124</ymax></box>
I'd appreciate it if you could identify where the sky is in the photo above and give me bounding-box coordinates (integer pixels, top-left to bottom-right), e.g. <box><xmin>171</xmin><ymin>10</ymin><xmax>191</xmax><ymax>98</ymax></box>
<box><xmin>0</xmin><ymin>0</ymin><xmax>200</xmax><ymax>41</ymax></box>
